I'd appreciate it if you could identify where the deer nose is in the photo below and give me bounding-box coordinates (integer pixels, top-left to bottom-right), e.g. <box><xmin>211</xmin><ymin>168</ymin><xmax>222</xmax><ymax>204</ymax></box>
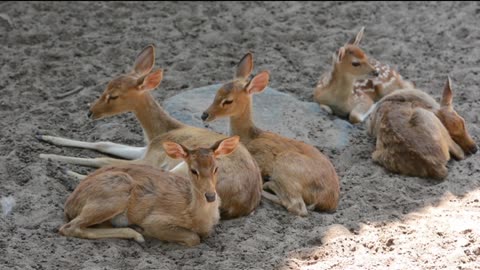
<box><xmin>87</xmin><ymin>110</ymin><xmax>93</xmax><ymax>119</ymax></box>
<box><xmin>372</xmin><ymin>70</ymin><xmax>379</xmax><ymax>77</ymax></box>
<box><xmin>470</xmin><ymin>144</ymin><xmax>478</xmax><ymax>154</ymax></box>
<box><xmin>201</xmin><ymin>112</ymin><xmax>209</xmax><ymax>121</ymax></box>
<box><xmin>205</xmin><ymin>192</ymin><xmax>216</xmax><ymax>203</ymax></box>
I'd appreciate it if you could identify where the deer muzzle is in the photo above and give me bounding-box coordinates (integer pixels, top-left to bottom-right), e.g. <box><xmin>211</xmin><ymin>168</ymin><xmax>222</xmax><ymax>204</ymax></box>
<box><xmin>469</xmin><ymin>144</ymin><xmax>478</xmax><ymax>155</ymax></box>
<box><xmin>201</xmin><ymin>112</ymin><xmax>209</xmax><ymax>121</ymax></box>
<box><xmin>205</xmin><ymin>192</ymin><xmax>216</xmax><ymax>203</ymax></box>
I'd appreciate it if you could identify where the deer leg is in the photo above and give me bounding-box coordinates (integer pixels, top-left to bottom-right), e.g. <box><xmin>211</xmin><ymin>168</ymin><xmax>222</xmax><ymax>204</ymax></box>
<box><xmin>371</xmin><ymin>149</ymin><xmax>382</xmax><ymax>163</ymax></box>
<box><xmin>64</xmin><ymin>169</ymin><xmax>87</xmax><ymax>180</ymax></box>
<box><xmin>350</xmin><ymin>100</ymin><xmax>375</xmax><ymax>124</ymax></box>
<box><xmin>60</xmin><ymin>225</ymin><xmax>144</xmax><ymax>243</ymax></box>
<box><xmin>169</xmin><ymin>161</ymin><xmax>189</xmax><ymax>177</ymax></box>
<box><xmin>60</xmin><ymin>196</ymin><xmax>144</xmax><ymax>242</ymax></box>
<box><xmin>263</xmin><ymin>181</ymin><xmax>308</xmax><ymax>216</ymax></box>
<box><xmin>37</xmin><ymin>134</ymin><xmax>146</xmax><ymax>160</ymax></box>
<box><xmin>319</xmin><ymin>105</ymin><xmax>333</xmax><ymax>114</ymax></box>
<box><xmin>285</xmin><ymin>197</ymin><xmax>308</xmax><ymax>216</ymax></box>
<box><xmin>262</xmin><ymin>191</ymin><xmax>282</xmax><ymax>205</ymax></box>
<box><xmin>374</xmin><ymin>84</ymin><xmax>385</xmax><ymax>100</ymax></box>
<box><xmin>142</xmin><ymin>224</ymin><xmax>200</xmax><ymax>247</ymax></box>
<box><xmin>40</xmin><ymin>154</ymin><xmax>140</xmax><ymax>168</ymax></box>
<box><xmin>262</xmin><ymin>182</ymin><xmax>282</xmax><ymax>205</ymax></box>
<box><xmin>448</xmin><ymin>139</ymin><xmax>465</xmax><ymax>161</ymax></box>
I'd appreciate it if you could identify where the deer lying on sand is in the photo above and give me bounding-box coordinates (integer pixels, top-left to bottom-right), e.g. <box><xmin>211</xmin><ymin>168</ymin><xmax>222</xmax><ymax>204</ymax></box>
<box><xmin>367</xmin><ymin>78</ymin><xmax>477</xmax><ymax>179</ymax></box>
<box><xmin>201</xmin><ymin>53</ymin><xmax>340</xmax><ymax>216</ymax></box>
<box><xmin>38</xmin><ymin>45</ymin><xmax>262</xmax><ymax>219</ymax></box>
<box><xmin>60</xmin><ymin>136</ymin><xmax>239</xmax><ymax>246</ymax></box>
<box><xmin>314</xmin><ymin>27</ymin><xmax>414</xmax><ymax>123</ymax></box>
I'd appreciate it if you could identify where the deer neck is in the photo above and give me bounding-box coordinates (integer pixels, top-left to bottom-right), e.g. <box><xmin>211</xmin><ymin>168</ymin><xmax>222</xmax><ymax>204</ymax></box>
<box><xmin>229</xmin><ymin>97</ymin><xmax>262</xmax><ymax>144</ymax></box>
<box><xmin>328</xmin><ymin>68</ymin><xmax>356</xmax><ymax>100</ymax></box>
<box><xmin>132</xmin><ymin>93</ymin><xmax>183</xmax><ymax>143</ymax></box>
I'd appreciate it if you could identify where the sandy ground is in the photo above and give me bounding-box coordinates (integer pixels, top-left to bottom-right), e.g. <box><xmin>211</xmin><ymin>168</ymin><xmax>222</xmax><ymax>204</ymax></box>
<box><xmin>1</xmin><ymin>1</ymin><xmax>480</xmax><ymax>269</ymax></box>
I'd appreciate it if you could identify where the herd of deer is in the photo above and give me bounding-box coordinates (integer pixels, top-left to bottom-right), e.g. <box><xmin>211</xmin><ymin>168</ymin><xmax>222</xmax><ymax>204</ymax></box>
<box><xmin>38</xmin><ymin>27</ymin><xmax>477</xmax><ymax>246</ymax></box>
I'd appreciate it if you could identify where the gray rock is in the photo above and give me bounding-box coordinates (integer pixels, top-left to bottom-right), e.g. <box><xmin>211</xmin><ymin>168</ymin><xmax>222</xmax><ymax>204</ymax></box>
<box><xmin>163</xmin><ymin>84</ymin><xmax>352</xmax><ymax>150</ymax></box>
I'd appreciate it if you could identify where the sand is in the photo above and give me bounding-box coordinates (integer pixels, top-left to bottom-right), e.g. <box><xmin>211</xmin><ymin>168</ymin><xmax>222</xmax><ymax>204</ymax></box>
<box><xmin>1</xmin><ymin>1</ymin><xmax>479</xmax><ymax>269</ymax></box>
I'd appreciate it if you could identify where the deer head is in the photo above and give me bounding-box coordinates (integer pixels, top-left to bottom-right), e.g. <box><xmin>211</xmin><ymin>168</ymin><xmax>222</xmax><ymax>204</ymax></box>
<box><xmin>88</xmin><ymin>45</ymin><xmax>163</xmax><ymax>120</ymax></box>
<box><xmin>163</xmin><ymin>136</ymin><xmax>240</xmax><ymax>203</ymax></box>
<box><xmin>332</xmin><ymin>44</ymin><xmax>379</xmax><ymax>80</ymax></box>
<box><xmin>201</xmin><ymin>53</ymin><xmax>270</xmax><ymax>122</ymax></box>
<box><xmin>436</xmin><ymin>78</ymin><xmax>477</xmax><ymax>155</ymax></box>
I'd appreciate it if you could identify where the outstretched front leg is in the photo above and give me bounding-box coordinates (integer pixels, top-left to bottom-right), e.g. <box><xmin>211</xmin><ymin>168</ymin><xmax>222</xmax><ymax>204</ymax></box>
<box><xmin>64</xmin><ymin>169</ymin><xmax>87</xmax><ymax>180</ymax></box>
<box><xmin>349</xmin><ymin>95</ymin><xmax>375</xmax><ymax>124</ymax></box>
<box><xmin>40</xmin><ymin>153</ymin><xmax>142</xmax><ymax>168</ymax></box>
<box><xmin>37</xmin><ymin>134</ymin><xmax>146</xmax><ymax>160</ymax></box>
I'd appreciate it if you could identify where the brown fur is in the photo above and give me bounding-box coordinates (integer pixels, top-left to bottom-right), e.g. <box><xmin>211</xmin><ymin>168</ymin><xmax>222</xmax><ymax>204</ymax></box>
<box><xmin>349</xmin><ymin>27</ymin><xmax>414</xmax><ymax>100</ymax></box>
<box><xmin>314</xmin><ymin>27</ymin><xmax>414</xmax><ymax>123</ymax></box>
<box><xmin>314</xmin><ymin>44</ymin><xmax>378</xmax><ymax>124</ymax></box>
<box><xmin>367</xmin><ymin>78</ymin><xmax>477</xmax><ymax>179</ymax></box>
<box><xmin>60</xmin><ymin>137</ymin><xmax>239</xmax><ymax>246</ymax></box>
<box><xmin>355</xmin><ymin>59</ymin><xmax>414</xmax><ymax>101</ymax></box>
<box><xmin>203</xmin><ymin>53</ymin><xmax>340</xmax><ymax>216</ymax></box>
<box><xmin>47</xmin><ymin>45</ymin><xmax>262</xmax><ymax>219</ymax></box>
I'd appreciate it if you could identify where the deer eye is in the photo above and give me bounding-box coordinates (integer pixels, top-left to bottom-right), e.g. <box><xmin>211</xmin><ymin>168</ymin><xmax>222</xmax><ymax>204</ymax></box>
<box><xmin>107</xmin><ymin>95</ymin><xmax>119</xmax><ymax>103</ymax></box>
<box><xmin>352</xmin><ymin>62</ymin><xmax>361</xmax><ymax>67</ymax></box>
<box><xmin>223</xmin><ymin>100</ymin><xmax>233</xmax><ymax>106</ymax></box>
<box><xmin>213</xmin><ymin>167</ymin><xmax>218</xmax><ymax>174</ymax></box>
<box><xmin>190</xmin><ymin>169</ymin><xmax>198</xmax><ymax>176</ymax></box>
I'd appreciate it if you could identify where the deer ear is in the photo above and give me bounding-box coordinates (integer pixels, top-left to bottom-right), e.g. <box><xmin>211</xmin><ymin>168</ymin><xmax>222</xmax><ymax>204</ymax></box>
<box><xmin>138</xmin><ymin>69</ymin><xmax>163</xmax><ymax>91</ymax></box>
<box><xmin>346</xmin><ymin>26</ymin><xmax>365</xmax><ymax>46</ymax></box>
<box><xmin>163</xmin><ymin>141</ymin><xmax>189</xmax><ymax>159</ymax></box>
<box><xmin>337</xmin><ymin>47</ymin><xmax>346</xmax><ymax>62</ymax></box>
<box><xmin>331</xmin><ymin>52</ymin><xmax>338</xmax><ymax>66</ymax></box>
<box><xmin>246</xmin><ymin>71</ymin><xmax>269</xmax><ymax>95</ymax></box>
<box><xmin>212</xmin><ymin>136</ymin><xmax>240</xmax><ymax>157</ymax></box>
<box><xmin>134</xmin><ymin>45</ymin><xmax>155</xmax><ymax>76</ymax></box>
<box><xmin>441</xmin><ymin>77</ymin><xmax>453</xmax><ymax>108</ymax></box>
<box><xmin>235</xmin><ymin>52</ymin><xmax>254</xmax><ymax>79</ymax></box>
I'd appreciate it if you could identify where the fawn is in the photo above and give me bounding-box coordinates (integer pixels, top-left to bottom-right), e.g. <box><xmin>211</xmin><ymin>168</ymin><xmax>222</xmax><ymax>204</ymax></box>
<box><xmin>59</xmin><ymin>136</ymin><xmax>239</xmax><ymax>246</ymax></box>
<box><xmin>367</xmin><ymin>78</ymin><xmax>477</xmax><ymax>179</ymax></box>
<box><xmin>38</xmin><ymin>45</ymin><xmax>262</xmax><ymax>219</ymax></box>
<box><xmin>314</xmin><ymin>27</ymin><xmax>414</xmax><ymax>123</ymax></box>
<box><xmin>201</xmin><ymin>53</ymin><xmax>340</xmax><ymax>216</ymax></box>
<box><xmin>348</xmin><ymin>27</ymin><xmax>415</xmax><ymax>100</ymax></box>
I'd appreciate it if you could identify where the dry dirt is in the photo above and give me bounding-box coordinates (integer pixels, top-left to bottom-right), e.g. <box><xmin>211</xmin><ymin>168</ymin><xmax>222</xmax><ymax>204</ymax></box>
<box><xmin>1</xmin><ymin>2</ymin><xmax>479</xmax><ymax>269</ymax></box>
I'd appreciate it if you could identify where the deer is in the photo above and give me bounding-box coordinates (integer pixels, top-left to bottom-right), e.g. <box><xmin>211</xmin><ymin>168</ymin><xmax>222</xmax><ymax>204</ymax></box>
<box><xmin>348</xmin><ymin>27</ymin><xmax>415</xmax><ymax>100</ymax></box>
<box><xmin>38</xmin><ymin>45</ymin><xmax>263</xmax><ymax>219</ymax></box>
<box><xmin>313</xmin><ymin>27</ymin><xmax>414</xmax><ymax>123</ymax></box>
<box><xmin>366</xmin><ymin>78</ymin><xmax>477</xmax><ymax>179</ymax></box>
<box><xmin>201</xmin><ymin>52</ymin><xmax>340</xmax><ymax>216</ymax></box>
<box><xmin>59</xmin><ymin>136</ymin><xmax>239</xmax><ymax>246</ymax></box>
